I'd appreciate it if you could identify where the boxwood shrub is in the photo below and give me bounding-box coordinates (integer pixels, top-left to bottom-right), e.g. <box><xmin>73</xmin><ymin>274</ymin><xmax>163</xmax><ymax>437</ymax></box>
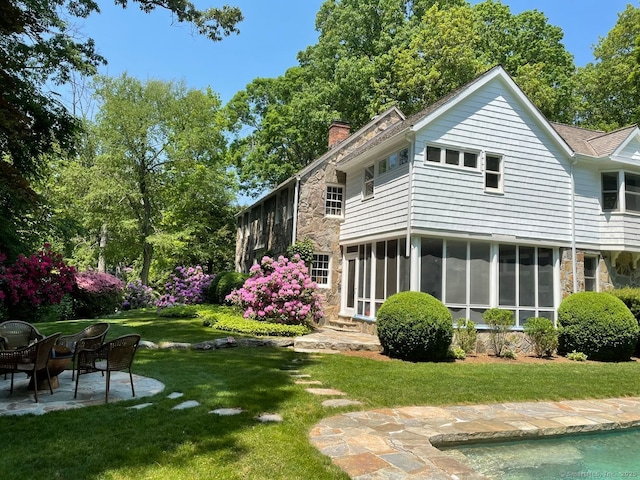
<box><xmin>611</xmin><ymin>287</ymin><xmax>640</xmax><ymax>355</ymax></box>
<box><xmin>206</xmin><ymin>271</ymin><xmax>249</xmax><ymax>304</ymax></box>
<box><xmin>376</xmin><ymin>291</ymin><xmax>453</xmax><ymax>362</ymax></box>
<box><xmin>558</xmin><ymin>292</ymin><xmax>639</xmax><ymax>362</ymax></box>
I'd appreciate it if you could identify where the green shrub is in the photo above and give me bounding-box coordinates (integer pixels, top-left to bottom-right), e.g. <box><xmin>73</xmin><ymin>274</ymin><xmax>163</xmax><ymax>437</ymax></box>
<box><xmin>483</xmin><ymin>308</ymin><xmax>515</xmax><ymax>357</ymax></box>
<box><xmin>376</xmin><ymin>291</ymin><xmax>453</xmax><ymax>362</ymax></box>
<box><xmin>454</xmin><ymin>319</ymin><xmax>477</xmax><ymax>354</ymax></box>
<box><xmin>611</xmin><ymin>287</ymin><xmax>640</xmax><ymax>355</ymax></box>
<box><xmin>215</xmin><ymin>272</ymin><xmax>249</xmax><ymax>304</ymax></box>
<box><xmin>449</xmin><ymin>346</ymin><xmax>466</xmax><ymax>360</ymax></box>
<box><xmin>199</xmin><ymin>312</ymin><xmax>312</xmax><ymax>337</ymax></box>
<box><xmin>286</xmin><ymin>239</ymin><xmax>314</xmax><ymax>265</ymax></box>
<box><xmin>523</xmin><ymin>317</ymin><xmax>558</xmax><ymax>357</ymax></box>
<box><xmin>567</xmin><ymin>350</ymin><xmax>588</xmax><ymax>362</ymax></box>
<box><xmin>158</xmin><ymin>305</ymin><xmax>198</xmax><ymax>318</ymax></box>
<box><xmin>558</xmin><ymin>292</ymin><xmax>639</xmax><ymax>362</ymax></box>
<box><xmin>204</xmin><ymin>271</ymin><xmax>227</xmax><ymax>304</ymax></box>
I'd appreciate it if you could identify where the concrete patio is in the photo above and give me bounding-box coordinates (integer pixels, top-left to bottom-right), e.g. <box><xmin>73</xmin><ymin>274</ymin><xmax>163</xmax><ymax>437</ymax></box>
<box><xmin>0</xmin><ymin>369</ymin><xmax>165</xmax><ymax>416</ymax></box>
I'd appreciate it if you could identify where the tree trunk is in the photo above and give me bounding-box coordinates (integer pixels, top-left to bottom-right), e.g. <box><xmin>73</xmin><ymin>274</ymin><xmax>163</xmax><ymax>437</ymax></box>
<box><xmin>97</xmin><ymin>223</ymin><xmax>107</xmax><ymax>273</ymax></box>
<box><xmin>139</xmin><ymin>173</ymin><xmax>153</xmax><ymax>286</ymax></box>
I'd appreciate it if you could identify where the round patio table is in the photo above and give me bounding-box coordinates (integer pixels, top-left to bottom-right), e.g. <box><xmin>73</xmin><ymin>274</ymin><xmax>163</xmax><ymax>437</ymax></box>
<box><xmin>28</xmin><ymin>345</ymin><xmax>73</xmax><ymax>390</ymax></box>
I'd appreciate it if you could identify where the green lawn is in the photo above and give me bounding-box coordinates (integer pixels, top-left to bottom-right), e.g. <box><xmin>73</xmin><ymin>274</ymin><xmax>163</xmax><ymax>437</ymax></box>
<box><xmin>2</xmin><ymin>307</ymin><xmax>640</xmax><ymax>479</ymax></box>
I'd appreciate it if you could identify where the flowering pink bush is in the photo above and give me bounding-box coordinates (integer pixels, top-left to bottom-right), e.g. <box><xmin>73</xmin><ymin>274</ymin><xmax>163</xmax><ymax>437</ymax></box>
<box><xmin>73</xmin><ymin>271</ymin><xmax>124</xmax><ymax>318</ymax></box>
<box><xmin>226</xmin><ymin>255</ymin><xmax>323</xmax><ymax>326</ymax></box>
<box><xmin>0</xmin><ymin>244</ymin><xmax>76</xmax><ymax>309</ymax></box>
<box><xmin>156</xmin><ymin>265</ymin><xmax>213</xmax><ymax>308</ymax></box>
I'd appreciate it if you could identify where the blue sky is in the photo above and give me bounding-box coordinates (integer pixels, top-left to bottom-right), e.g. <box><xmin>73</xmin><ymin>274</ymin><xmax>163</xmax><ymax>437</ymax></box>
<box><xmin>76</xmin><ymin>0</ymin><xmax>637</xmax><ymax>105</ymax></box>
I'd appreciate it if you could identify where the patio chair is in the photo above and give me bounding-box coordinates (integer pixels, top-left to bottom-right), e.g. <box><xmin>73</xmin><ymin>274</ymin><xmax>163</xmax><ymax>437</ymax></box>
<box><xmin>74</xmin><ymin>334</ymin><xmax>141</xmax><ymax>403</ymax></box>
<box><xmin>0</xmin><ymin>320</ymin><xmax>45</xmax><ymax>350</ymax></box>
<box><xmin>0</xmin><ymin>332</ymin><xmax>61</xmax><ymax>402</ymax></box>
<box><xmin>57</xmin><ymin>322</ymin><xmax>110</xmax><ymax>380</ymax></box>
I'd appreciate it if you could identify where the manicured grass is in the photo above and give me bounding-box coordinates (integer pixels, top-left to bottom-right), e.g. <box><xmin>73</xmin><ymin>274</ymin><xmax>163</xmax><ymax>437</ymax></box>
<box><xmin>2</xmin><ymin>307</ymin><xmax>640</xmax><ymax>479</ymax></box>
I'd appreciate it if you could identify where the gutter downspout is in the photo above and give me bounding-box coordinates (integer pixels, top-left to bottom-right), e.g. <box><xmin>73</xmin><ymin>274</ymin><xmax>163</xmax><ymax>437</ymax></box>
<box><xmin>292</xmin><ymin>175</ymin><xmax>301</xmax><ymax>244</ymax></box>
<box><xmin>570</xmin><ymin>155</ymin><xmax>578</xmax><ymax>293</ymax></box>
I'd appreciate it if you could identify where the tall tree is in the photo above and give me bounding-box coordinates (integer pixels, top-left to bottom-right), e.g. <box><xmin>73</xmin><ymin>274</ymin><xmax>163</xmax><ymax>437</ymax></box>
<box><xmin>575</xmin><ymin>4</ymin><xmax>640</xmax><ymax>130</ymax></box>
<box><xmin>80</xmin><ymin>75</ymin><xmax>232</xmax><ymax>284</ymax></box>
<box><xmin>227</xmin><ymin>0</ymin><xmax>575</xmax><ymax>192</ymax></box>
<box><xmin>0</xmin><ymin>0</ymin><xmax>242</xmax><ymax>258</ymax></box>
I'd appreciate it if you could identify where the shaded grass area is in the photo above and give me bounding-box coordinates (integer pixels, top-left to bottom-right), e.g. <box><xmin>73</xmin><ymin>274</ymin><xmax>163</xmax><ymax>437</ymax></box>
<box><xmin>2</xmin><ymin>308</ymin><xmax>640</xmax><ymax>478</ymax></box>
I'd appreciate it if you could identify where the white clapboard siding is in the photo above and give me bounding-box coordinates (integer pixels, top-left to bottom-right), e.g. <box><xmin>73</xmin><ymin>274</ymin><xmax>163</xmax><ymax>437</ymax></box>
<box><xmin>411</xmin><ymin>81</ymin><xmax>573</xmax><ymax>243</ymax></box>
<box><xmin>573</xmin><ymin>167</ymin><xmax>603</xmax><ymax>246</ymax></box>
<box><xmin>616</xmin><ymin>137</ymin><xmax>640</xmax><ymax>163</ymax></box>
<box><xmin>341</xmin><ymin>164</ymin><xmax>409</xmax><ymax>241</ymax></box>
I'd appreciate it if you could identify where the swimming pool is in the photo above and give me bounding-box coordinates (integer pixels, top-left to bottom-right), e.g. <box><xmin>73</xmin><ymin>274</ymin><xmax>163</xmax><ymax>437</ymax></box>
<box><xmin>444</xmin><ymin>428</ymin><xmax>640</xmax><ymax>479</ymax></box>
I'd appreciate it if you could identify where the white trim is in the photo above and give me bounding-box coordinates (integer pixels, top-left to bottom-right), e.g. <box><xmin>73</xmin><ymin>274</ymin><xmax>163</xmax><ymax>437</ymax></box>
<box><xmin>611</xmin><ymin>127</ymin><xmax>640</xmax><ymax>159</ymax></box>
<box><xmin>311</xmin><ymin>253</ymin><xmax>331</xmax><ymax>289</ymax></box>
<box><xmin>324</xmin><ymin>183</ymin><xmax>345</xmax><ymax>218</ymax></box>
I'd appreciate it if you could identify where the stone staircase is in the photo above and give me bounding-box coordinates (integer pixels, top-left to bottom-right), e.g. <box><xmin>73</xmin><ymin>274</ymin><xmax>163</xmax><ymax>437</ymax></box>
<box><xmin>326</xmin><ymin>315</ymin><xmax>361</xmax><ymax>332</ymax></box>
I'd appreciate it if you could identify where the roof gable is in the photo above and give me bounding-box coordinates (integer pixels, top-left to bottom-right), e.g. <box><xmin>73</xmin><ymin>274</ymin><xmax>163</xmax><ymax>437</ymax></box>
<box><xmin>409</xmin><ymin>66</ymin><xmax>575</xmax><ymax>158</ymax></box>
<box><xmin>611</xmin><ymin>127</ymin><xmax>640</xmax><ymax>163</ymax></box>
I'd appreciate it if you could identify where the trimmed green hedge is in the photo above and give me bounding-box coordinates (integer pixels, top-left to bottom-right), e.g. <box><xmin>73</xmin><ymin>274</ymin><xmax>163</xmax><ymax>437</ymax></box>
<box><xmin>200</xmin><ymin>312</ymin><xmax>312</xmax><ymax>337</ymax></box>
<box><xmin>558</xmin><ymin>292</ymin><xmax>639</xmax><ymax>362</ymax></box>
<box><xmin>611</xmin><ymin>287</ymin><xmax>640</xmax><ymax>355</ymax></box>
<box><xmin>158</xmin><ymin>305</ymin><xmax>198</xmax><ymax>318</ymax></box>
<box><xmin>376</xmin><ymin>291</ymin><xmax>453</xmax><ymax>362</ymax></box>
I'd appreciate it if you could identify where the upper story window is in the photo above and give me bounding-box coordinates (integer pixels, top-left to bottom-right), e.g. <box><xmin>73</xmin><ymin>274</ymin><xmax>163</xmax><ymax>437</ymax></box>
<box><xmin>311</xmin><ymin>253</ymin><xmax>331</xmax><ymax>288</ymax></box>
<box><xmin>378</xmin><ymin>147</ymin><xmax>410</xmax><ymax>175</ymax></box>
<box><xmin>485</xmin><ymin>154</ymin><xmax>503</xmax><ymax>192</ymax></box>
<box><xmin>602</xmin><ymin>172</ymin><xmax>619</xmax><ymax>210</ymax></box>
<box><xmin>363</xmin><ymin>165</ymin><xmax>375</xmax><ymax>199</ymax></box>
<box><xmin>325</xmin><ymin>185</ymin><xmax>344</xmax><ymax>217</ymax></box>
<box><xmin>426</xmin><ymin>145</ymin><xmax>478</xmax><ymax>169</ymax></box>
<box><xmin>601</xmin><ymin>171</ymin><xmax>640</xmax><ymax>213</ymax></box>
<box><xmin>625</xmin><ymin>173</ymin><xmax>640</xmax><ymax>212</ymax></box>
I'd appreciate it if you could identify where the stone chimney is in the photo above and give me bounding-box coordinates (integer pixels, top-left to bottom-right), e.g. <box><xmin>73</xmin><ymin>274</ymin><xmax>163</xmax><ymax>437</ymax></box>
<box><xmin>328</xmin><ymin>121</ymin><xmax>350</xmax><ymax>148</ymax></box>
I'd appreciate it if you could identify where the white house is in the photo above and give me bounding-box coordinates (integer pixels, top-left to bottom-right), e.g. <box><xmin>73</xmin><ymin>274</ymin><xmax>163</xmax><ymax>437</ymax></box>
<box><xmin>235</xmin><ymin>66</ymin><xmax>640</xmax><ymax>333</ymax></box>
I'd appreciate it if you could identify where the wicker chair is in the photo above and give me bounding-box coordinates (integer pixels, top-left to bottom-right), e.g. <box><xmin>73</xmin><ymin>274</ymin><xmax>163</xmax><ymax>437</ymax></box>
<box><xmin>0</xmin><ymin>332</ymin><xmax>61</xmax><ymax>402</ymax></box>
<box><xmin>74</xmin><ymin>334</ymin><xmax>141</xmax><ymax>403</ymax></box>
<box><xmin>0</xmin><ymin>320</ymin><xmax>45</xmax><ymax>350</ymax></box>
<box><xmin>57</xmin><ymin>323</ymin><xmax>110</xmax><ymax>380</ymax></box>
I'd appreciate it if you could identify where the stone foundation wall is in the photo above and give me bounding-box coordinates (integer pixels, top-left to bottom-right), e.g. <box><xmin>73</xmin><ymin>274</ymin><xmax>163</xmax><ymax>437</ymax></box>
<box><xmin>559</xmin><ymin>248</ymin><xmax>615</xmax><ymax>296</ymax></box>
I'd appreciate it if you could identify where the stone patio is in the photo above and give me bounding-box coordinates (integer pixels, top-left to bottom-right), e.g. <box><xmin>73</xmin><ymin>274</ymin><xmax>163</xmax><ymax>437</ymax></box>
<box><xmin>0</xmin><ymin>369</ymin><xmax>165</xmax><ymax>416</ymax></box>
<box><xmin>309</xmin><ymin>397</ymin><xmax>640</xmax><ymax>479</ymax></box>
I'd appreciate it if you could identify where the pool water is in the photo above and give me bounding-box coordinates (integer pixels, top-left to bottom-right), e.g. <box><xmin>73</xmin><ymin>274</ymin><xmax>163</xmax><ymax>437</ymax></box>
<box><xmin>443</xmin><ymin>428</ymin><xmax>640</xmax><ymax>479</ymax></box>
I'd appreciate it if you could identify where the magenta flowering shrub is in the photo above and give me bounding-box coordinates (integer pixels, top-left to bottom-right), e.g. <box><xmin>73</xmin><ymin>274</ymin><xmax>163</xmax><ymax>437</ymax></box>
<box><xmin>123</xmin><ymin>280</ymin><xmax>157</xmax><ymax>310</ymax></box>
<box><xmin>156</xmin><ymin>266</ymin><xmax>213</xmax><ymax>308</ymax></box>
<box><xmin>226</xmin><ymin>255</ymin><xmax>323</xmax><ymax>325</ymax></box>
<box><xmin>0</xmin><ymin>245</ymin><xmax>76</xmax><ymax>319</ymax></box>
<box><xmin>73</xmin><ymin>271</ymin><xmax>124</xmax><ymax>318</ymax></box>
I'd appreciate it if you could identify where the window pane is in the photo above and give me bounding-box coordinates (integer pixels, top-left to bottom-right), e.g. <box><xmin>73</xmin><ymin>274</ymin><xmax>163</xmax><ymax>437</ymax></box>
<box><xmin>519</xmin><ymin>310</ymin><xmax>536</xmax><ymax>327</ymax></box>
<box><xmin>378</xmin><ymin>158</ymin><xmax>388</xmax><ymax>175</ymax></box>
<box><xmin>387</xmin><ymin>240</ymin><xmax>398</xmax><ymax>297</ymax></box>
<box><xmin>486</xmin><ymin>156</ymin><xmax>501</xmax><ymax>172</ymax></box>
<box><xmin>347</xmin><ymin>259</ymin><xmax>355</xmax><ymax>308</ymax></box>
<box><xmin>470</xmin><ymin>243</ymin><xmax>490</xmax><ymax>305</ymax></box>
<box><xmin>389</xmin><ymin>153</ymin><xmax>398</xmax><ymax>169</ymax></box>
<box><xmin>427</xmin><ymin>146</ymin><xmax>441</xmax><ymax>163</ymax></box>
<box><xmin>399</xmin><ymin>240</ymin><xmax>410</xmax><ymax>292</ymax></box>
<box><xmin>311</xmin><ymin>254</ymin><xmax>330</xmax><ymax>286</ymax></box>
<box><xmin>499</xmin><ymin>245</ymin><xmax>517</xmax><ymax>306</ymax></box>
<box><xmin>469</xmin><ymin>308</ymin><xmax>486</xmax><ymax>323</ymax></box>
<box><xmin>446</xmin><ymin>240</ymin><xmax>467</xmax><ymax>304</ymax></box>
<box><xmin>538</xmin><ymin>248</ymin><xmax>554</xmax><ymax>308</ymax></box>
<box><xmin>375</xmin><ymin>242</ymin><xmax>385</xmax><ymax>299</ymax></box>
<box><xmin>421</xmin><ymin>238</ymin><xmax>443</xmax><ymax>300</ymax></box>
<box><xmin>399</xmin><ymin>148</ymin><xmax>409</xmax><ymax>165</ymax></box>
<box><xmin>602</xmin><ymin>173</ymin><xmax>619</xmax><ymax>210</ymax></box>
<box><xmin>626</xmin><ymin>173</ymin><xmax>640</xmax><ymax>193</ymax></box>
<box><xmin>486</xmin><ymin>173</ymin><xmax>500</xmax><ymax>189</ymax></box>
<box><xmin>627</xmin><ymin>193</ymin><xmax>640</xmax><ymax>212</ymax></box>
<box><xmin>584</xmin><ymin>256</ymin><xmax>597</xmax><ymax>292</ymax></box>
<box><xmin>448</xmin><ymin>307</ymin><xmax>466</xmax><ymax>320</ymax></box>
<box><xmin>446</xmin><ymin>149</ymin><xmax>459</xmax><ymax>165</ymax></box>
<box><xmin>464</xmin><ymin>152</ymin><xmax>477</xmax><ymax>168</ymax></box>
<box><xmin>519</xmin><ymin>246</ymin><xmax>535</xmax><ymax>307</ymax></box>
<box><xmin>602</xmin><ymin>172</ymin><xmax>618</xmax><ymax>191</ymax></box>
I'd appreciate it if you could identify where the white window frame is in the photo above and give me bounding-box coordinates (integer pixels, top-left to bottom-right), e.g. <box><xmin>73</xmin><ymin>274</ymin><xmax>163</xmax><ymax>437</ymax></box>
<box><xmin>311</xmin><ymin>253</ymin><xmax>331</xmax><ymax>288</ymax></box>
<box><xmin>425</xmin><ymin>144</ymin><xmax>479</xmax><ymax>170</ymax></box>
<box><xmin>363</xmin><ymin>164</ymin><xmax>375</xmax><ymax>199</ymax></box>
<box><xmin>584</xmin><ymin>255</ymin><xmax>599</xmax><ymax>292</ymax></box>
<box><xmin>325</xmin><ymin>184</ymin><xmax>344</xmax><ymax>218</ymax></box>
<box><xmin>625</xmin><ymin>172</ymin><xmax>640</xmax><ymax>213</ymax></box>
<box><xmin>484</xmin><ymin>153</ymin><xmax>504</xmax><ymax>193</ymax></box>
<box><xmin>601</xmin><ymin>171</ymin><xmax>620</xmax><ymax>212</ymax></box>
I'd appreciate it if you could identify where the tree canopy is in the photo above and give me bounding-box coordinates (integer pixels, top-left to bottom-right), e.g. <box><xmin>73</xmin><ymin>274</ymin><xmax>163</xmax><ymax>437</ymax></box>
<box><xmin>226</xmin><ymin>0</ymin><xmax>576</xmax><ymax>192</ymax></box>
<box><xmin>0</xmin><ymin>0</ymin><xmax>242</xmax><ymax>258</ymax></box>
